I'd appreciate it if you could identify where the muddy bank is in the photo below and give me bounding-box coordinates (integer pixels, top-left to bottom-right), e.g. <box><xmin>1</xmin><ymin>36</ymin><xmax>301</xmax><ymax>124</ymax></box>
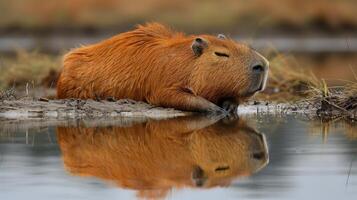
<box><xmin>0</xmin><ymin>98</ymin><xmax>309</xmax><ymax>120</ymax></box>
<box><xmin>0</xmin><ymin>99</ymin><xmax>188</xmax><ymax>120</ymax></box>
<box><xmin>0</xmin><ymin>97</ymin><xmax>355</xmax><ymax>124</ymax></box>
<box><xmin>0</xmin><ymin>99</ymin><xmax>304</xmax><ymax>134</ymax></box>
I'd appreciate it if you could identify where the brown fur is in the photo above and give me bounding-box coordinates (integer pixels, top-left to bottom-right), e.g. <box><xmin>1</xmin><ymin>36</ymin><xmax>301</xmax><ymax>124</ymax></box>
<box><xmin>57</xmin><ymin>23</ymin><xmax>268</xmax><ymax>112</ymax></box>
<box><xmin>57</xmin><ymin>116</ymin><xmax>269</xmax><ymax>199</ymax></box>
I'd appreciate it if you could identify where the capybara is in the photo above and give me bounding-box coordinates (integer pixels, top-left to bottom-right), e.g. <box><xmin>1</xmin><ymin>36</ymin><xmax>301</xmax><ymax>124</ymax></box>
<box><xmin>57</xmin><ymin>23</ymin><xmax>269</xmax><ymax>113</ymax></box>
<box><xmin>57</xmin><ymin>116</ymin><xmax>269</xmax><ymax>199</ymax></box>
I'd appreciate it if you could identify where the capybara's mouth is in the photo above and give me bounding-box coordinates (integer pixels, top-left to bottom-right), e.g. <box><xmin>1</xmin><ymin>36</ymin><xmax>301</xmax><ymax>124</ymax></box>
<box><xmin>236</xmin><ymin>90</ymin><xmax>259</xmax><ymax>99</ymax></box>
<box><xmin>246</xmin><ymin>69</ymin><xmax>269</xmax><ymax>95</ymax></box>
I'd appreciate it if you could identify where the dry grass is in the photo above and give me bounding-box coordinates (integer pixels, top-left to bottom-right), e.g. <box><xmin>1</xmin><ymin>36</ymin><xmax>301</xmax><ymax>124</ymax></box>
<box><xmin>253</xmin><ymin>52</ymin><xmax>357</xmax><ymax>122</ymax></box>
<box><xmin>264</xmin><ymin>50</ymin><xmax>356</xmax><ymax>120</ymax></box>
<box><xmin>0</xmin><ymin>51</ymin><xmax>61</xmax><ymax>90</ymax></box>
<box><xmin>254</xmin><ymin>51</ymin><xmax>322</xmax><ymax>101</ymax></box>
<box><xmin>269</xmin><ymin>54</ymin><xmax>320</xmax><ymax>90</ymax></box>
<box><xmin>309</xmin><ymin>78</ymin><xmax>357</xmax><ymax>121</ymax></box>
<box><xmin>0</xmin><ymin>0</ymin><xmax>356</xmax><ymax>33</ymax></box>
<box><xmin>254</xmin><ymin>51</ymin><xmax>357</xmax><ymax>106</ymax></box>
<box><xmin>296</xmin><ymin>60</ymin><xmax>357</xmax><ymax>121</ymax></box>
<box><xmin>0</xmin><ymin>87</ymin><xmax>16</xmax><ymax>100</ymax></box>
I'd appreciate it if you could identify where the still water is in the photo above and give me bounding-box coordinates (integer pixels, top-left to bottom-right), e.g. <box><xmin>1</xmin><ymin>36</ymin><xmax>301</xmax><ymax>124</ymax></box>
<box><xmin>0</xmin><ymin>115</ymin><xmax>356</xmax><ymax>200</ymax></box>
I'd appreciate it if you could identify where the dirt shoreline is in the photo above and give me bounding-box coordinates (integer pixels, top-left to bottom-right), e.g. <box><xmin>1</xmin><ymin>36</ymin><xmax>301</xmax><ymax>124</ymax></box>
<box><xmin>0</xmin><ymin>99</ymin><xmax>189</xmax><ymax>120</ymax></box>
<box><xmin>0</xmin><ymin>98</ymin><xmax>354</xmax><ymax>124</ymax></box>
<box><xmin>0</xmin><ymin>98</ymin><xmax>309</xmax><ymax>134</ymax></box>
<box><xmin>0</xmin><ymin>98</ymin><xmax>308</xmax><ymax>120</ymax></box>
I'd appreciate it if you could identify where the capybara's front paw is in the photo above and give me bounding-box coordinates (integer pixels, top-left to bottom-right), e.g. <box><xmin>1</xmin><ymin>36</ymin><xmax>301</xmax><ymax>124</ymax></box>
<box><xmin>106</xmin><ymin>96</ymin><xmax>117</xmax><ymax>102</ymax></box>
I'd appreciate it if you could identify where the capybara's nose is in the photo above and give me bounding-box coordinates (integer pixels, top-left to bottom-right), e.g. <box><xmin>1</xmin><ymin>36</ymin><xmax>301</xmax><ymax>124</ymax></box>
<box><xmin>251</xmin><ymin>62</ymin><xmax>266</xmax><ymax>74</ymax></box>
<box><xmin>252</xmin><ymin>151</ymin><xmax>266</xmax><ymax>160</ymax></box>
<box><xmin>252</xmin><ymin>64</ymin><xmax>264</xmax><ymax>73</ymax></box>
<box><xmin>248</xmin><ymin>56</ymin><xmax>269</xmax><ymax>93</ymax></box>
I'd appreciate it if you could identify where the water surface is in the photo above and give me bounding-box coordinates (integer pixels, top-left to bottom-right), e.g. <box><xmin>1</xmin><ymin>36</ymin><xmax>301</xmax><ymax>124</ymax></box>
<box><xmin>0</xmin><ymin>115</ymin><xmax>356</xmax><ymax>200</ymax></box>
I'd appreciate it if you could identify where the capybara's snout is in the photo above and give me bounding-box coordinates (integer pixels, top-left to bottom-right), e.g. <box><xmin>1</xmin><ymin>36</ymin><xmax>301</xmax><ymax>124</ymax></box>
<box><xmin>247</xmin><ymin>52</ymin><xmax>269</xmax><ymax>95</ymax></box>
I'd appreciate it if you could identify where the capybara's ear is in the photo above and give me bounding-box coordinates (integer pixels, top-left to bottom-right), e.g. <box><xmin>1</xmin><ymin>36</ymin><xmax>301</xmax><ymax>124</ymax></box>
<box><xmin>191</xmin><ymin>37</ymin><xmax>208</xmax><ymax>57</ymax></box>
<box><xmin>217</xmin><ymin>34</ymin><xmax>226</xmax><ymax>39</ymax></box>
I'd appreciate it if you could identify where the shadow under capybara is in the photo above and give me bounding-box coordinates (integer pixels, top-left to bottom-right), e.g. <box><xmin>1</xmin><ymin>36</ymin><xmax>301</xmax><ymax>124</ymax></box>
<box><xmin>57</xmin><ymin>23</ymin><xmax>269</xmax><ymax>113</ymax></box>
<box><xmin>56</xmin><ymin>116</ymin><xmax>269</xmax><ymax>199</ymax></box>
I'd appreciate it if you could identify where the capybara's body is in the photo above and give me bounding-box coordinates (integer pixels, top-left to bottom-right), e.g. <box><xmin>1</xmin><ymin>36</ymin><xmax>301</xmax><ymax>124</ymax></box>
<box><xmin>57</xmin><ymin>23</ymin><xmax>269</xmax><ymax>112</ymax></box>
<box><xmin>56</xmin><ymin>116</ymin><xmax>269</xmax><ymax>199</ymax></box>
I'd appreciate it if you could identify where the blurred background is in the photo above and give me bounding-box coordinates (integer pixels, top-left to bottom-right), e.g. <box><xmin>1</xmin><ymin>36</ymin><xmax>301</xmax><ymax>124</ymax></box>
<box><xmin>0</xmin><ymin>0</ymin><xmax>356</xmax><ymax>99</ymax></box>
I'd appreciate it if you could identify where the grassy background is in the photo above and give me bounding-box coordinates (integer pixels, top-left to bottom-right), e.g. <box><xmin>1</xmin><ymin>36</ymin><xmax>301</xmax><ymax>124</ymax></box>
<box><xmin>0</xmin><ymin>51</ymin><xmax>60</xmax><ymax>90</ymax></box>
<box><xmin>0</xmin><ymin>0</ymin><xmax>356</xmax><ymax>34</ymax></box>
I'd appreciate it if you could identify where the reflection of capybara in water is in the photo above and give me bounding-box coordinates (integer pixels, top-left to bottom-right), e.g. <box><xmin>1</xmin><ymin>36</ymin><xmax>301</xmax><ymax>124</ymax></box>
<box><xmin>57</xmin><ymin>116</ymin><xmax>269</xmax><ymax>199</ymax></box>
<box><xmin>57</xmin><ymin>23</ymin><xmax>269</xmax><ymax>113</ymax></box>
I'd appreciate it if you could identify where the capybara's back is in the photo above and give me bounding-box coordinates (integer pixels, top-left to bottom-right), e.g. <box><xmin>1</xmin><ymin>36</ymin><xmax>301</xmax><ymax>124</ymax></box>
<box><xmin>57</xmin><ymin>23</ymin><xmax>269</xmax><ymax>112</ymax></box>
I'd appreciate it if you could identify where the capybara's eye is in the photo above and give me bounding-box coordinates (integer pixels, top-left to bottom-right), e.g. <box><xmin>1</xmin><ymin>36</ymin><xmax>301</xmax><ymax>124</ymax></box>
<box><xmin>215</xmin><ymin>166</ymin><xmax>230</xmax><ymax>172</ymax></box>
<box><xmin>214</xmin><ymin>52</ymin><xmax>229</xmax><ymax>58</ymax></box>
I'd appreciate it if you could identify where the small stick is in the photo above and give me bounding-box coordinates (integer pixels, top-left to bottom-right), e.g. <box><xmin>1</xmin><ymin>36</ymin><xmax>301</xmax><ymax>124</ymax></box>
<box><xmin>26</xmin><ymin>83</ymin><xmax>29</xmax><ymax>96</ymax></box>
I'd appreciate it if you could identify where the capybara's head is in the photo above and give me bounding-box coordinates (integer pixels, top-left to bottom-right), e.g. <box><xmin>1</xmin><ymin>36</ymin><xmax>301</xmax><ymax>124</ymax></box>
<box><xmin>56</xmin><ymin>116</ymin><xmax>269</xmax><ymax>199</ymax></box>
<box><xmin>189</xmin><ymin>34</ymin><xmax>269</xmax><ymax>103</ymax></box>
